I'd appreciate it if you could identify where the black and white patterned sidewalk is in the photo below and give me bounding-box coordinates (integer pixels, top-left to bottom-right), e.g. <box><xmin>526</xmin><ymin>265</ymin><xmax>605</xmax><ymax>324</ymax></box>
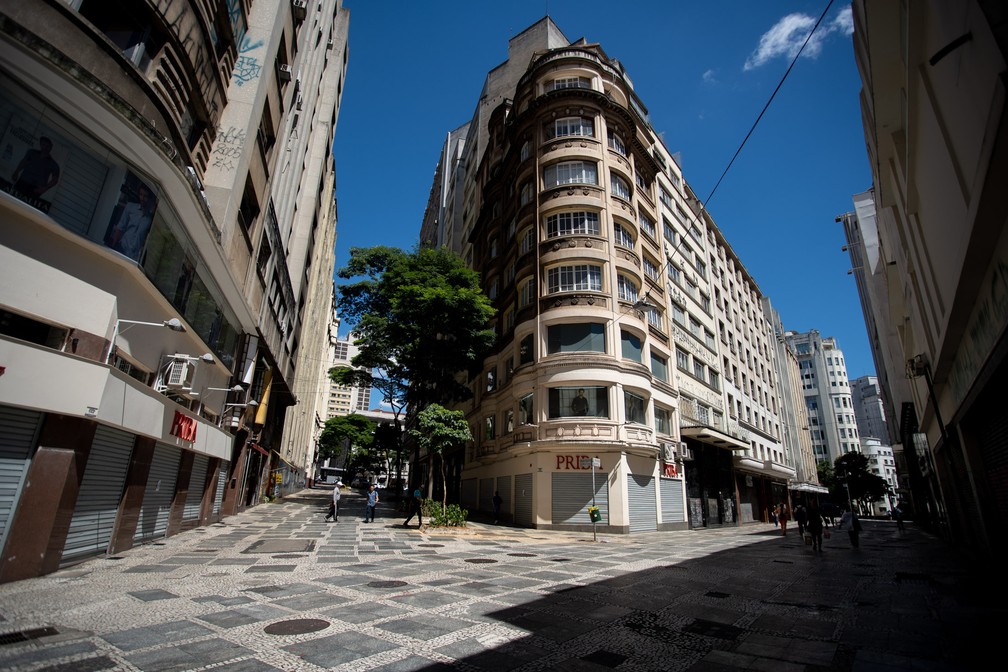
<box><xmin>0</xmin><ymin>489</ymin><xmax>994</xmax><ymax>671</ymax></box>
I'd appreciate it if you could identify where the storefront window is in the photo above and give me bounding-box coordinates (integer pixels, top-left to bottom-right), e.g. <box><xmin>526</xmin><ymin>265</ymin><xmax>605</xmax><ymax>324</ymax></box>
<box><xmin>549</xmin><ymin>386</ymin><xmax>609</xmax><ymax>418</ymax></box>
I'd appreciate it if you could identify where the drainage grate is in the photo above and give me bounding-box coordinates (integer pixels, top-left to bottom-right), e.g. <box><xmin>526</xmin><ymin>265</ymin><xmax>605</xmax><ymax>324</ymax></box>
<box><xmin>581</xmin><ymin>649</ymin><xmax>628</xmax><ymax>668</ymax></box>
<box><xmin>508</xmin><ymin>552</ymin><xmax>537</xmax><ymax>557</ymax></box>
<box><xmin>367</xmin><ymin>580</ymin><xmax>408</xmax><ymax>588</ymax></box>
<box><xmin>0</xmin><ymin>627</ymin><xmax>58</xmax><ymax>646</ymax></box>
<box><xmin>550</xmin><ymin>558</ymin><xmax>571</xmax><ymax>562</ymax></box>
<box><xmin>465</xmin><ymin>558</ymin><xmax>497</xmax><ymax>564</ymax></box>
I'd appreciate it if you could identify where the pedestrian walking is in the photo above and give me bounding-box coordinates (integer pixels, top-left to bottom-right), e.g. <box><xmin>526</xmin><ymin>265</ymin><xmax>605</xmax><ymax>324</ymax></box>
<box><xmin>778</xmin><ymin>502</ymin><xmax>791</xmax><ymax>536</ymax></box>
<box><xmin>795</xmin><ymin>503</ymin><xmax>808</xmax><ymax>537</ymax></box>
<box><xmin>839</xmin><ymin>507</ymin><xmax>862</xmax><ymax>548</ymax></box>
<box><xmin>893</xmin><ymin>504</ymin><xmax>905</xmax><ymax>532</ymax></box>
<box><xmin>324</xmin><ymin>481</ymin><xmax>342</xmax><ymax>522</ymax></box>
<box><xmin>364</xmin><ymin>484</ymin><xmax>378</xmax><ymax>523</ymax></box>
<box><xmin>807</xmin><ymin>503</ymin><xmax>824</xmax><ymax>551</ymax></box>
<box><xmin>403</xmin><ymin>488</ymin><xmax>423</xmax><ymax>528</ymax></box>
<box><xmin>492</xmin><ymin>491</ymin><xmax>503</xmax><ymax>524</ymax></box>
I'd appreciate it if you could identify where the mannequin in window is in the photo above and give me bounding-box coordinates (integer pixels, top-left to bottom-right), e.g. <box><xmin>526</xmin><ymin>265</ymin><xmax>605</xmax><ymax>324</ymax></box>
<box><xmin>571</xmin><ymin>388</ymin><xmax>589</xmax><ymax>415</ymax></box>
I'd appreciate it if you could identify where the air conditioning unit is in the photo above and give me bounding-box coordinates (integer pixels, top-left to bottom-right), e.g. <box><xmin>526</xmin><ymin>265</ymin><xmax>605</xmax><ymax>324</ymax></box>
<box><xmin>326</xmin><ymin>38</ymin><xmax>334</xmax><ymax>50</ymax></box>
<box><xmin>165</xmin><ymin>359</ymin><xmax>193</xmax><ymax>390</ymax></box>
<box><xmin>660</xmin><ymin>442</ymin><xmax>675</xmax><ymax>463</ymax></box>
<box><xmin>678</xmin><ymin>441</ymin><xmax>693</xmax><ymax>461</ymax></box>
<box><xmin>291</xmin><ymin>0</ymin><xmax>307</xmax><ymax>20</ymax></box>
<box><xmin>295</xmin><ymin>93</ymin><xmax>303</xmax><ymax>111</ymax></box>
<box><xmin>278</xmin><ymin>64</ymin><xmax>293</xmax><ymax>82</ymax></box>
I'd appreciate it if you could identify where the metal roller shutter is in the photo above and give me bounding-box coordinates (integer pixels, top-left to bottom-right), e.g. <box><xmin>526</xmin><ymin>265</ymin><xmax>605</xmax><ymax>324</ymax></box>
<box><xmin>514</xmin><ymin>473</ymin><xmax>533</xmax><ymax>526</ymax></box>
<box><xmin>134</xmin><ymin>443</ymin><xmax>181</xmax><ymax>542</ymax></box>
<box><xmin>0</xmin><ymin>406</ymin><xmax>42</xmax><ymax>552</ymax></box>
<box><xmin>660</xmin><ymin>477</ymin><xmax>685</xmax><ymax>523</ymax></box>
<box><xmin>182</xmin><ymin>453</ymin><xmax>209</xmax><ymax>521</ymax></box>
<box><xmin>627</xmin><ymin>474</ymin><xmax>657</xmax><ymax>532</ymax></box>
<box><xmin>212</xmin><ymin>463</ymin><xmax>228</xmax><ymax>516</ymax></box>
<box><xmin>61</xmin><ymin>425</ymin><xmax>134</xmax><ymax>564</ymax></box>
<box><xmin>460</xmin><ymin>478</ymin><xmax>477</xmax><ymax>510</ymax></box>
<box><xmin>552</xmin><ymin>472</ymin><xmax>607</xmax><ymax>525</ymax></box>
<box><xmin>495</xmin><ymin>475</ymin><xmax>512</xmax><ymax>518</ymax></box>
<box><xmin>479</xmin><ymin>477</ymin><xmax>493</xmax><ymax>512</ymax></box>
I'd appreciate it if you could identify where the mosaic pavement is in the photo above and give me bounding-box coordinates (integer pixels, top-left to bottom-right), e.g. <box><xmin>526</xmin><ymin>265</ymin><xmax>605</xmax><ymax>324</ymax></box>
<box><xmin>0</xmin><ymin>489</ymin><xmax>996</xmax><ymax>671</ymax></box>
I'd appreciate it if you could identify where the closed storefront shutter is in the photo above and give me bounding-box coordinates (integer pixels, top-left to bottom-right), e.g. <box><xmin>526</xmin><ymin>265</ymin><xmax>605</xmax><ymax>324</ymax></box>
<box><xmin>61</xmin><ymin>425</ymin><xmax>134</xmax><ymax>565</ymax></box>
<box><xmin>552</xmin><ymin>472</ymin><xmax>607</xmax><ymax>525</ymax></box>
<box><xmin>0</xmin><ymin>406</ymin><xmax>42</xmax><ymax>552</ymax></box>
<box><xmin>182</xmin><ymin>454</ymin><xmax>209</xmax><ymax>521</ymax></box>
<box><xmin>514</xmin><ymin>473</ymin><xmax>533</xmax><ymax>526</ymax></box>
<box><xmin>212</xmin><ymin>463</ymin><xmax>228</xmax><ymax>516</ymax></box>
<box><xmin>460</xmin><ymin>478</ymin><xmax>477</xmax><ymax>510</ymax></box>
<box><xmin>134</xmin><ymin>443</ymin><xmax>181</xmax><ymax>542</ymax></box>
<box><xmin>627</xmin><ymin>474</ymin><xmax>657</xmax><ymax>532</ymax></box>
<box><xmin>495</xmin><ymin>475</ymin><xmax>512</xmax><ymax>518</ymax></box>
<box><xmin>479</xmin><ymin>477</ymin><xmax>493</xmax><ymax>512</ymax></box>
<box><xmin>660</xmin><ymin>477</ymin><xmax>685</xmax><ymax>523</ymax></box>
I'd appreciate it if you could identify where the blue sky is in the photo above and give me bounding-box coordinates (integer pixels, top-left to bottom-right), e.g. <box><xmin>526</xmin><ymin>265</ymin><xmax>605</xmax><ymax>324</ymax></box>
<box><xmin>332</xmin><ymin>1</ymin><xmax>875</xmax><ymax>378</ymax></box>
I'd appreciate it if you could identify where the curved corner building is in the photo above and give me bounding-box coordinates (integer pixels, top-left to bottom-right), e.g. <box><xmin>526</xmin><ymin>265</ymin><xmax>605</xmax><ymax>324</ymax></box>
<box><xmin>0</xmin><ymin>0</ymin><xmax>348</xmax><ymax>580</ymax></box>
<box><xmin>423</xmin><ymin>18</ymin><xmax>796</xmax><ymax>533</ymax></box>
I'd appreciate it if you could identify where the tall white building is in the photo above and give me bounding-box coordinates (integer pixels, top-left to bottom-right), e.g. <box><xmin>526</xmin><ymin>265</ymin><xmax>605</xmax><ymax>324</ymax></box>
<box><xmin>786</xmin><ymin>330</ymin><xmax>861</xmax><ymax>465</ymax></box>
<box><xmin>851</xmin><ymin>375</ymin><xmax>888</xmax><ymax>441</ymax></box>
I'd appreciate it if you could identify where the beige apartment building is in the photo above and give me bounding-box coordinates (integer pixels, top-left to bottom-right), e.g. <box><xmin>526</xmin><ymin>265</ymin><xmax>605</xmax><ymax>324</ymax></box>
<box><xmin>422</xmin><ymin>17</ymin><xmax>794</xmax><ymax>532</ymax></box>
<box><xmin>0</xmin><ymin>0</ymin><xmax>347</xmax><ymax>580</ymax></box>
<box><xmin>851</xmin><ymin>0</ymin><xmax>1008</xmax><ymax>552</ymax></box>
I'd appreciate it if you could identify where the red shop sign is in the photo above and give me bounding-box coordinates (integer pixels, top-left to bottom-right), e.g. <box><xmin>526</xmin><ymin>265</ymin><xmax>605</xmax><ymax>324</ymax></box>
<box><xmin>170</xmin><ymin>410</ymin><xmax>197</xmax><ymax>443</ymax></box>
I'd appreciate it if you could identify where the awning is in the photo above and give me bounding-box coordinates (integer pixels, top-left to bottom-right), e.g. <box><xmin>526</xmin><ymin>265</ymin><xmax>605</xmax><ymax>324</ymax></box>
<box><xmin>248</xmin><ymin>442</ymin><xmax>269</xmax><ymax>457</ymax></box>
<box><xmin>680</xmin><ymin>425</ymin><xmax>750</xmax><ymax>451</ymax></box>
<box><xmin>789</xmin><ymin>481</ymin><xmax>829</xmax><ymax>494</ymax></box>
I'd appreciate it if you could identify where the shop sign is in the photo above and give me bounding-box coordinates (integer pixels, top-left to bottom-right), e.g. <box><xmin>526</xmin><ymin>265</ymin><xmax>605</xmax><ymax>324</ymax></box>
<box><xmin>556</xmin><ymin>455</ymin><xmax>602</xmax><ymax>471</ymax></box>
<box><xmin>170</xmin><ymin>410</ymin><xmax>197</xmax><ymax>443</ymax></box>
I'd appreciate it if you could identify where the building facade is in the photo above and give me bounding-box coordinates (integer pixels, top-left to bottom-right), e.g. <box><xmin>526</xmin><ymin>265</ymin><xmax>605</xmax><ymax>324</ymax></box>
<box><xmin>851</xmin><ymin>0</ymin><xmax>1008</xmax><ymax>552</ymax></box>
<box><xmin>0</xmin><ymin>0</ymin><xmax>347</xmax><ymax>581</ymax></box>
<box><xmin>421</xmin><ymin>17</ymin><xmax>793</xmax><ymax>532</ymax></box>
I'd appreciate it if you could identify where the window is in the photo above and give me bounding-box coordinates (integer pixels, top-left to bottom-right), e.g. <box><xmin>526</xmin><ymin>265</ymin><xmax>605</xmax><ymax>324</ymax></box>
<box><xmin>696</xmin><ymin>259</ymin><xmax>707</xmax><ymax>279</ymax></box>
<box><xmin>487</xmin><ymin>277</ymin><xmax>498</xmax><ymax>299</ymax></box>
<box><xmin>624</xmin><ymin>391</ymin><xmax>646</xmax><ymax>425</ymax></box>
<box><xmin>651</xmin><ymin>352</ymin><xmax>669</xmax><ymax>382</ymax></box>
<box><xmin>621</xmin><ymin>329</ymin><xmax>642</xmax><ymax>362</ymax></box>
<box><xmin>614</xmin><ymin>223</ymin><xmax>634</xmax><ymax>248</ymax></box>
<box><xmin>545</xmin><ymin>161</ymin><xmax>597</xmax><ymax>187</ymax></box>
<box><xmin>607</xmin><ymin>130</ymin><xmax>626</xmax><ymax>155</ymax></box>
<box><xmin>709</xmin><ymin>370</ymin><xmax>720</xmax><ymax>390</ymax></box>
<box><xmin>486</xmin><ymin>367</ymin><xmax>497</xmax><ymax>392</ymax></box>
<box><xmin>549</xmin><ymin>386</ymin><xmax>609</xmax><ymax>418</ymax></box>
<box><xmin>689</xmin><ymin>316</ymin><xmax>703</xmax><ymax>338</ymax></box>
<box><xmin>504</xmin><ymin>308</ymin><xmax>515</xmax><ymax>332</ymax></box>
<box><xmin>519</xmin><ymin>392</ymin><xmax>534</xmax><ymax>424</ymax></box>
<box><xmin>547</xmin><ymin>265</ymin><xmax>602</xmax><ymax>293</ymax></box>
<box><xmin>643</xmin><ymin>257</ymin><xmax>660</xmax><ymax>282</ymax></box>
<box><xmin>646</xmin><ymin>307</ymin><xmax>662</xmax><ymax>329</ymax></box>
<box><xmin>704</xmin><ymin>329</ymin><xmax>716</xmax><ymax>350</ymax></box>
<box><xmin>547</xmin><ymin>116</ymin><xmax>594</xmax><ymax>139</ymax></box>
<box><xmin>610</xmin><ymin>173</ymin><xmax>631</xmax><ymax>199</ymax></box>
<box><xmin>617</xmin><ymin>274</ymin><xmax>639</xmax><ymax>303</ymax></box>
<box><xmin>520</xmin><ymin>181</ymin><xmax>533</xmax><ymax>206</ymax></box>
<box><xmin>693</xmin><ymin>360</ymin><xmax>706</xmax><ymax>380</ymax></box>
<box><xmin>520</xmin><ymin>278</ymin><xmax>535</xmax><ymax>307</ymax></box>
<box><xmin>547</xmin><ymin>323</ymin><xmax>605</xmax><ymax>353</ymax></box>
<box><xmin>638</xmin><ymin>212</ymin><xmax>656</xmax><ymax>238</ymax></box>
<box><xmin>519</xmin><ymin>333</ymin><xmax>534</xmax><ymax>365</ymax></box>
<box><xmin>520</xmin><ymin>227</ymin><xmax>535</xmax><ymax>254</ymax></box>
<box><xmin>668</xmin><ymin>264</ymin><xmax>681</xmax><ymax>285</ymax></box>
<box><xmin>676</xmin><ymin>348</ymin><xmax>690</xmax><ymax>370</ymax></box>
<box><xmin>547</xmin><ymin>211</ymin><xmax>599</xmax><ymax>237</ymax></box>
<box><xmin>547</xmin><ymin>76</ymin><xmax>591</xmax><ymax>91</ymax></box>
<box><xmin>671</xmin><ymin>303</ymin><xmax>686</xmax><ymax>326</ymax></box>
<box><xmin>662</xmin><ymin>217</ymin><xmax>676</xmax><ymax>244</ymax></box>
<box><xmin>504</xmin><ymin>409</ymin><xmax>514</xmax><ymax>433</ymax></box>
<box><xmin>659</xmin><ymin>188</ymin><xmax>674</xmax><ymax>209</ymax></box>
<box><xmin>520</xmin><ymin>140</ymin><xmax>532</xmax><ymax>161</ymax></box>
<box><xmin>485</xmin><ymin>415</ymin><xmax>496</xmax><ymax>440</ymax></box>
<box><xmin>654</xmin><ymin>406</ymin><xmax>671</xmax><ymax>435</ymax></box>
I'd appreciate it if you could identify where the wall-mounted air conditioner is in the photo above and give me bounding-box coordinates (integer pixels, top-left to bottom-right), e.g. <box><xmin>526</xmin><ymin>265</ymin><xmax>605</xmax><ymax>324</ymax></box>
<box><xmin>165</xmin><ymin>359</ymin><xmax>193</xmax><ymax>389</ymax></box>
<box><xmin>678</xmin><ymin>441</ymin><xmax>693</xmax><ymax>461</ymax></box>
<box><xmin>278</xmin><ymin>64</ymin><xmax>293</xmax><ymax>82</ymax></box>
<box><xmin>291</xmin><ymin>0</ymin><xmax>307</xmax><ymax>20</ymax></box>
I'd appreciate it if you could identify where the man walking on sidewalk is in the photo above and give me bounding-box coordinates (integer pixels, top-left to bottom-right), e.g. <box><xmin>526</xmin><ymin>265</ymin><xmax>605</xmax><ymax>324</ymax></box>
<box><xmin>364</xmin><ymin>484</ymin><xmax>379</xmax><ymax>523</ymax></box>
<box><xmin>403</xmin><ymin>488</ymin><xmax>423</xmax><ymax>528</ymax></box>
<box><xmin>325</xmin><ymin>481</ymin><xmax>342</xmax><ymax>522</ymax></box>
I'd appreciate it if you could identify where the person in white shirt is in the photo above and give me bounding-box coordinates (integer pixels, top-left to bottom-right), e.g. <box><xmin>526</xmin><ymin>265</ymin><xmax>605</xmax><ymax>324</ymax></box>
<box><xmin>325</xmin><ymin>481</ymin><xmax>342</xmax><ymax>522</ymax></box>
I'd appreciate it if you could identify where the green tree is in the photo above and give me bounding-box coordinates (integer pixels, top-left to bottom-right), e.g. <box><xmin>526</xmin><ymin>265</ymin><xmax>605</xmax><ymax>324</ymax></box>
<box><xmin>832</xmin><ymin>452</ymin><xmax>890</xmax><ymax>512</ymax></box>
<box><xmin>317</xmin><ymin>413</ymin><xmax>375</xmax><ymax>476</ymax></box>
<box><xmin>409</xmin><ymin>404</ymin><xmax>472</xmax><ymax>513</ymax></box>
<box><xmin>336</xmin><ymin>245</ymin><xmax>495</xmax><ymax>493</ymax></box>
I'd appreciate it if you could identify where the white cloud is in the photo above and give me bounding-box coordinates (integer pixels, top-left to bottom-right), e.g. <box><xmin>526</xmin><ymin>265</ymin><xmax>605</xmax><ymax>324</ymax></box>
<box><xmin>702</xmin><ymin>68</ymin><xmax>717</xmax><ymax>84</ymax></box>
<box><xmin>744</xmin><ymin>8</ymin><xmax>852</xmax><ymax>71</ymax></box>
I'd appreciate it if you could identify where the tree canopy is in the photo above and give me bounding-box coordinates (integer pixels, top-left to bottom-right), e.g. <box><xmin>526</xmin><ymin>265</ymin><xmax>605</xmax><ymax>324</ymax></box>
<box><xmin>317</xmin><ymin>413</ymin><xmax>375</xmax><ymax>467</ymax></box>
<box><xmin>818</xmin><ymin>452</ymin><xmax>890</xmax><ymax>511</ymax></box>
<box><xmin>335</xmin><ymin>246</ymin><xmax>496</xmax><ymax>411</ymax></box>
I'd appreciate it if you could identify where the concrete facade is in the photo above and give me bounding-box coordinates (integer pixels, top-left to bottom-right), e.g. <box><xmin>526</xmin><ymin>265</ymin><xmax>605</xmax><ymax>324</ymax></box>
<box><xmin>420</xmin><ymin>18</ymin><xmax>796</xmax><ymax>533</ymax></box>
<box><xmin>0</xmin><ymin>0</ymin><xmax>347</xmax><ymax>580</ymax></box>
<box><xmin>852</xmin><ymin>0</ymin><xmax>1008</xmax><ymax>553</ymax></box>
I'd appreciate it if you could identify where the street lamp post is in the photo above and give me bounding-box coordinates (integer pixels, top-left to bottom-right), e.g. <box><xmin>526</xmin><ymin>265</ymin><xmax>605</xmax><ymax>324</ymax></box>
<box><xmin>106</xmin><ymin>317</ymin><xmax>186</xmax><ymax>365</ymax></box>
